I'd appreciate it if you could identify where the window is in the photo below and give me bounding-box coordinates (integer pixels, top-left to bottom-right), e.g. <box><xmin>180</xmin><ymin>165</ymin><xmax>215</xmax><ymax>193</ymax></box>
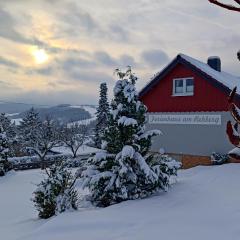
<box><xmin>173</xmin><ymin>78</ymin><xmax>194</xmax><ymax>96</ymax></box>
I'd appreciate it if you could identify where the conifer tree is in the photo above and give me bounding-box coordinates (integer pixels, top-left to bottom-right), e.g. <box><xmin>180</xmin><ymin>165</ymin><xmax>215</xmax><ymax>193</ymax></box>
<box><xmin>32</xmin><ymin>162</ymin><xmax>78</xmax><ymax>219</ymax></box>
<box><xmin>0</xmin><ymin>126</ymin><xmax>11</xmax><ymax>176</ymax></box>
<box><xmin>0</xmin><ymin>113</ymin><xmax>17</xmax><ymax>157</ymax></box>
<box><xmin>95</xmin><ymin>82</ymin><xmax>110</xmax><ymax>148</ymax></box>
<box><xmin>80</xmin><ymin>67</ymin><xmax>180</xmax><ymax>207</ymax></box>
<box><xmin>19</xmin><ymin>108</ymin><xmax>42</xmax><ymax>149</ymax></box>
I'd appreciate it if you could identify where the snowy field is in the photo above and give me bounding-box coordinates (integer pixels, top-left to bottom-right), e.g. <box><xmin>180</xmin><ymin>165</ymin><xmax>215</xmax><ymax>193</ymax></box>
<box><xmin>1</xmin><ymin>164</ymin><xmax>240</xmax><ymax>240</ymax></box>
<box><xmin>52</xmin><ymin>145</ymin><xmax>101</xmax><ymax>155</ymax></box>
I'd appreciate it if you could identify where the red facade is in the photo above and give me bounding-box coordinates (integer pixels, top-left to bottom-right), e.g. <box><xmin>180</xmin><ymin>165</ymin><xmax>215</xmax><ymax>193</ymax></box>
<box><xmin>140</xmin><ymin>63</ymin><xmax>231</xmax><ymax>112</ymax></box>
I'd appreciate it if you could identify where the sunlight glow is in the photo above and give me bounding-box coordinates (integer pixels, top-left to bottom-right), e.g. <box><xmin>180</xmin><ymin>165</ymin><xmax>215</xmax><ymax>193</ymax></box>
<box><xmin>31</xmin><ymin>47</ymin><xmax>49</xmax><ymax>64</ymax></box>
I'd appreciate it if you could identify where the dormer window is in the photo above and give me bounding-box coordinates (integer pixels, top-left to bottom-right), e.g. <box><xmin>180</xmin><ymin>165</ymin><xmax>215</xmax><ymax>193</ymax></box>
<box><xmin>173</xmin><ymin>78</ymin><xmax>194</xmax><ymax>96</ymax></box>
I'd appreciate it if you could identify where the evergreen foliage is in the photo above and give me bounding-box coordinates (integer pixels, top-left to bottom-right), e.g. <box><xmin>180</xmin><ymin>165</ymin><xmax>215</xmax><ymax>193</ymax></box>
<box><xmin>19</xmin><ymin>108</ymin><xmax>42</xmax><ymax>150</ymax></box>
<box><xmin>80</xmin><ymin>67</ymin><xmax>180</xmax><ymax>207</ymax></box>
<box><xmin>0</xmin><ymin>113</ymin><xmax>17</xmax><ymax>157</ymax></box>
<box><xmin>0</xmin><ymin>126</ymin><xmax>11</xmax><ymax>176</ymax></box>
<box><xmin>211</xmin><ymin>152</ymin><xmax>229</xmax><ymax>165</ymax></box>
<box><xmin>95</xmin><ymin>82</ymin><xmax>110</xmax><ymax>148</ymax></box>
<box><xmin>32</xmin><ymin>162</ymin><xmax>78</xmax><ymax>219</ymax></box>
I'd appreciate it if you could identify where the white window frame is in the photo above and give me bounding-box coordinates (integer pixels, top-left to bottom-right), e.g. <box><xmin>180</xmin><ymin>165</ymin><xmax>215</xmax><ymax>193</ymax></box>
<box><xmin>172</xmin><ymin>77</ymin><xmax>194</xmax><ymax>96</ymax></box>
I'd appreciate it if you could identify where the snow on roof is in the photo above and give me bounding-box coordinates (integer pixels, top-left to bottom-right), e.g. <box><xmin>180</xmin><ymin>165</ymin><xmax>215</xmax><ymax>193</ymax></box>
<box><xmin>140</xmin><ymin>54</ymin><xmax>240</xmax><ymax>97</ymax></box>
<box><xmin>179</xmin><ymin>54</ymin><xmax>240</xmax><ymax>94</ymax></box>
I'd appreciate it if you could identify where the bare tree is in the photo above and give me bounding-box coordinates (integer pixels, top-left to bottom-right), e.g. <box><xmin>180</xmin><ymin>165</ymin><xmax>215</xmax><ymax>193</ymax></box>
<box><xmin>60</xmin><ymin>124</ymin><xmax>90</xmax><ymax>158</ymax></box>
<box><xmin>209</xmin><ymin>1</ymin><xmax>240</xmax><ymax>62</ymax></box>
<box><xmin>25</xmin><ymin>117</ymin><xmax>61</xmax><ymax>169</ymax></box>
<box><xmin>209</xmin><ymin>0</ymin><xmax>240</xmax><ymax>12</ymax></box>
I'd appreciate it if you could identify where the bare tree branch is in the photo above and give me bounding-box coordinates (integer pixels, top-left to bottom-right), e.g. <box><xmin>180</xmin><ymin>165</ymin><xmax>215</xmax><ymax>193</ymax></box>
<box><xmin>234</xmin><ymin>0</ymin><xmax>240</xmax><ymax>5</ymax></box>
<box><xmin>209</xmin><ymin>0</ymin><xmax>240</xmax><ymax>12</ymax></box>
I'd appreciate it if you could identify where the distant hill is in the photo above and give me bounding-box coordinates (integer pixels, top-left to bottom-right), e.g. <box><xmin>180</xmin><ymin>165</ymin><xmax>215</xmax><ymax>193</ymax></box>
<box><xmin>0</xmin><ymin>101</ymin><xmax>44</xmax><ymax>114</ymax></box>
<box><xmin>10</xmin><ymin>104</ymin><xmax>97</xmax><ymax>125</ymax></box>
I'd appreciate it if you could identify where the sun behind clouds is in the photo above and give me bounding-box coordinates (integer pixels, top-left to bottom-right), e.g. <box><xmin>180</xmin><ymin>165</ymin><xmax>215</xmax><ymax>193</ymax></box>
<box><xmin>31</xmin><ymin>47</ymin><xmax>49</xmax><ymax>64</ymax></box>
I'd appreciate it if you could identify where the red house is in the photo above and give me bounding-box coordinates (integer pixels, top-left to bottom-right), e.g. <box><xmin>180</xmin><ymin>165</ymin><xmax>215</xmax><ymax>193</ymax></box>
<box><xmin>140</xmin><ymin>54</ymin><xmax>240</xmax><ymax>168</ymax></box>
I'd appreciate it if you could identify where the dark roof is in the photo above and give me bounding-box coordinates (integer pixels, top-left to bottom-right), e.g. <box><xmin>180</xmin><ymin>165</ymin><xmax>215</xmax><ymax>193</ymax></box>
<box><xmin>139</xmin><ymin>54</ymin><xmax>240</xmax><ymax>101</ymax></box>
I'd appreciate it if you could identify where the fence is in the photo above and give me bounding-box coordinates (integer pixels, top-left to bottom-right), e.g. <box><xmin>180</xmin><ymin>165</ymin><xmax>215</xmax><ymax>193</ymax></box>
<box><xmin>9</xmin><ymin>153</ymin><xmax>91</xmax><ymax>171</ymax></box>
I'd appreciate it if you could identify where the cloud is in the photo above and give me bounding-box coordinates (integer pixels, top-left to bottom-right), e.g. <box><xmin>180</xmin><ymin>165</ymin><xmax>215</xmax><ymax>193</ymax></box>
<box><xmin>0</xmin><ymin>56</ymin><xmax>20</xmax><ymax>69</ymax></box>
<box><xmin>0</xmin><ymin>0</ymin><xmax>239</xmax><ymax>105</ymax></box>
<box><xmin>67</xmin><ymin>70</ymin><xmax>114</xmax><ymax>84</ymax></box>
<box><xmin>58</xmin><ymin>2</ymin><xmax>100</xmax><ymax>37</ymax></box>
<box><xmin>141</xmin><ymin>49</ymin><xmax>169</xmax><ymax>67</ymax></box>
<box><xmin>0</xmin><ymin>9</ymin><xmax>32</xmax><ymax>44</ymax></box>
<box><xmin>94</xmin><ymin>51</ymin><xmax>117</xmax><ymax>67</ymax></box>
<box><xmin>108</xmin><ymin>24</ymin><xmax>129</xmax><ymax>41</ymax></box>
<box><xmin>61</xmin><ymin>57</ymin><xmax>97</xmax><ymax>70</ymax></box>
<box><xmin>26</xmin><ymin>66</ymin><xmax>54</xmax><ymax>76</ymax></box>
<box><xmin>56</xmin><ymin>2</ymin><xmax>130</xmax><ymax>43</ymax></box>
<box><xmin>119</xmin><ymin>54</ymin><xmax>137</xmax><ymax>67</ymax></box>
<box><xmin>11</xmin><ymin>89</ymin><xmax>98</xmax><ymax>105</ymax></box>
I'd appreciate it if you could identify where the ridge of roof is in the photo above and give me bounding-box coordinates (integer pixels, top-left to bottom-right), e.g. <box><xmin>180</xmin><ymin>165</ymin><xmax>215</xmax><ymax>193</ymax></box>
<box><xmin>139</xmin><ymin>53</ymin><xmax>240</xmax><ymax>97</ymax></box>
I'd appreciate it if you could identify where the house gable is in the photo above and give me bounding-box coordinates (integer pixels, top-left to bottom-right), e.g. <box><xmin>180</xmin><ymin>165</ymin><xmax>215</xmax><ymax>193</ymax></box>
<box><xmin>140</xmin><ymin>61</ymin><xmax>233</xmax><ymax>112</ymax></box>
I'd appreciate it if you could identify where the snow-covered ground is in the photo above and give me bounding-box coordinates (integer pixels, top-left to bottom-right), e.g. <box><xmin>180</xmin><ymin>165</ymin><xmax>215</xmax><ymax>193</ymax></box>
<box><xmin>68</xmin><ymin>105</ymin><xmax>97</xmax><ymax>126</ymax></box>
<box><xmin>1</xmin><ymin>164</ymin><xmax>240</xmax><ymax>240</ymax></box>
<box><xmin>11</xmin><ymin>118</ymin><xmax>22</xmax><ymax>125</ymax></box>
<box><xmin>52</xmin><ymin>145</ymin><xmax>101</xmax><ymax>155</ymax></box>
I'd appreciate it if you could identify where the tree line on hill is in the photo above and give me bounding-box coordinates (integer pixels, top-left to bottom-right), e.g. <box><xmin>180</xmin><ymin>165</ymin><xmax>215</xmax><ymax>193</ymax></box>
<box><xmin>0</xmin><ymin>108</ymin><xmax>93</xmax><ymax>176</ymax></box>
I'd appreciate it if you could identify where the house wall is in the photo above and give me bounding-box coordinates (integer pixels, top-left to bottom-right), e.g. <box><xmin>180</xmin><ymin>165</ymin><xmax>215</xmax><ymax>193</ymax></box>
<box><xmin>140</xmin><ymin>63</ymin><xmax>232</xmax><ymax>112</ymax></box>
<box><xmin>146</xmin><ymin>111</ymin><xmax>233</xmax><ymax>156</ymax></box>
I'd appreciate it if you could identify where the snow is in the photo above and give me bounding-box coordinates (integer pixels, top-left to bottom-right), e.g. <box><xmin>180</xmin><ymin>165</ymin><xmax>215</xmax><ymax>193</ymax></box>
<box><xmin>11</xmin><ymin>118</ymin><xmax>22</xmax><ymax>125</ymax></box>
<box><xmin>70</xmin><ymin>105</ymin><xmax>96</xmax><ymax>117</ymax></box>
<box><xmin>68</xmin><ymin>105</ymin><xmax>97</xmax><ymax>126</ymax></box>
<box><xmin>6</xmin><ymin>113</ymin><xmax>19</xmax><ymax>117</ymax></box>
<box><xmin>52</xmin><ymin>145</ymin><xmax>101</xmax><ymax>156</ymax></box>
<box><xmin>139</xmin><ymin>129</ymin><xmax>162</xmax><ymax>139</ymax></box>
<box><xmin>141</xmin><ymin>54</ymin><xmax>240</xmax><ymax>96</ymax></box>
<box><xmin>118</xmin><ymin>116</ymin><xmax>137</xmax><ymax>126</ymax></box>
<box><xmin>121</xmin><ymin>145</ymin><xmax>135</xmax><ymax>159</ymax></box>
<box><xmin>229</xmin><ymin>147</ymin><xmax>240</xmax><ymax>155</ymax></box>
<box><xmin>180</xmin><ymin>54</ymin><xmax>240</xmax><ymax>93</ymax></box>
<box><xmin>2</xmin><ymin>164</ymin><xmax>240</xmax><ymax>240</ymax></box>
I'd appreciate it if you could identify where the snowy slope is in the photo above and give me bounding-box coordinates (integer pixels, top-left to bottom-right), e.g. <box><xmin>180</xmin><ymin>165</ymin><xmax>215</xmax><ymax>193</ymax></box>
<box><xmin>68</xmin><ymin>105</ymin><xmax>97</xmax><ymax>126</ymax></box>
<box><xmin>2</xmin><ymin>164</ymin><xmax>240</xmax><ymax>240</ymax></box>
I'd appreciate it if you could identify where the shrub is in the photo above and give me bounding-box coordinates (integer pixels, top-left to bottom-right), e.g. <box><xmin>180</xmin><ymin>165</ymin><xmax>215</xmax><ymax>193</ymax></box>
<box><xmin>211</xmin><ymin>152</ymin><xmax>229</xmax><ymax>165</ymax></box>
<box><xmin>32</xmin><ymin>162</ymin><xmax>78</xmax><ymax>219</ymax></box>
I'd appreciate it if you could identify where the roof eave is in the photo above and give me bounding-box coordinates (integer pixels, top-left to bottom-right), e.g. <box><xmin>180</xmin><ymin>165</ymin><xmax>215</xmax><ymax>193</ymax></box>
<box><xmin>139</xmin><ymin>54</ymin><xmax>240</xmax><ymax>102</ymax></box>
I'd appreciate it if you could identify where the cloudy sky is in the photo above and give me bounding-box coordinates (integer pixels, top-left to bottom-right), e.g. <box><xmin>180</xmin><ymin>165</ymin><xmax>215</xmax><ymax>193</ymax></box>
<box><xmin>0</xmin><ymin>0</ymin><xmax>239</xmax><ymax>105</ymax></box>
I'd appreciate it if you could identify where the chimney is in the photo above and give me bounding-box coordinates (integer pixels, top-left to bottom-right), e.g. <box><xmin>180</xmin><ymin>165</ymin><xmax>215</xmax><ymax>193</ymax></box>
<box><xmin>207</xmin><ymin>56</ymin><xmax>221</xmax><ymax>72</ymax></box>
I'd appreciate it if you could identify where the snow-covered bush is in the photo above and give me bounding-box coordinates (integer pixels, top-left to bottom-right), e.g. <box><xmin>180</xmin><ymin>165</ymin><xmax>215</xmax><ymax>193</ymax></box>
<box><xmin>211</xmin><ymin>152</ymin><xmax>229</xmax><ymax>165</ymax></box>
<box><xmin>32</xmin><ymin>162</ymin><xmax>78</xmax><ymax>219</ymax></box>
<box><xmin>149</xmin><ymin>154</ymin><xmax>181</xmax><ymax>183</ymax></box>
<box><xmin>79</xmin><ymin>67</ymin><xmax>180</xmax><ymax>207</ymax></box>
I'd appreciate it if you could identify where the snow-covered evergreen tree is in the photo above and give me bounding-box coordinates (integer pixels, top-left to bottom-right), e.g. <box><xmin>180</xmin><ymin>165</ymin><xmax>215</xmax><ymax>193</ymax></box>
<box><xmin>19</xmin><ymin>108</ymin><xmax>42</xmax><ymax>149</ymax></box>
<box><xmin>95</xmin><ymin>82</ymin><xmax>110</xmax><ymax>148</ymax></box>
<box><xmin>80</xmin><ymin>67</ymin><xmax>180</xmax><ymax>207</ymax></box>
<box><xmin>0</xmin><ymin>126</ymin><xmax>11</xmax><ymax>176</ymax></box>
<box><xmin>0</xmin><ymin>113</ymin><xmax>17</xmax><ymax>157</ymax></box>
<box><xmin>32</xmin><ymin>162</ymin><xmax>78</xmax><ymax>219</ymax></box>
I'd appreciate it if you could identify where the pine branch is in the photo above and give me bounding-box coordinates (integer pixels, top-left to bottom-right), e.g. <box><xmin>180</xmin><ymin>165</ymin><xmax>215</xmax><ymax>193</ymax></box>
<box><xmin>209</xmin><ymin>0</ymin><xmax>240</xmax><ymax>12</ymax></box>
